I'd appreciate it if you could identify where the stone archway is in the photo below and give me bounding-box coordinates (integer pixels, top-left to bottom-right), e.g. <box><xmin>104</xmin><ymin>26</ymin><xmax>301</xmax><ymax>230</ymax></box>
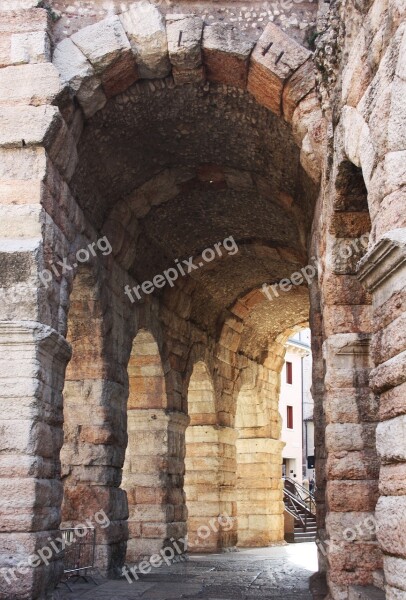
<box><xmin>122</xmin><ymin>328</ymin><xmax>188</xmax><ymax>562</ymax></box>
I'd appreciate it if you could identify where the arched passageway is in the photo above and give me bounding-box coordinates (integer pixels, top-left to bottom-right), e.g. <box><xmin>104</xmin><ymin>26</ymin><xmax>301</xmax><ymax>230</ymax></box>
<box><xmin>0</xmin><ymin>2</ymin><xmax>404</xmax><ymax>600</ymax></box>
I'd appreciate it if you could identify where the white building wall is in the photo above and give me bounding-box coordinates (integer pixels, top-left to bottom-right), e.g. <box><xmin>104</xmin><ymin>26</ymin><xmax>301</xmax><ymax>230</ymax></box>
<box><xmin>280</xmin><ymin>348</ymin><xmax>304</xmax><ymax>485</ymax></box>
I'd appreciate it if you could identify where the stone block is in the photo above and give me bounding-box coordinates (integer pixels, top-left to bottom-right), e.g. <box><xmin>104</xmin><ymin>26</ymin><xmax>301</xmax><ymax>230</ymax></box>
<box><xmin>202</xmin><ymin>23</ymin><xmax>254</xmax><ymax>89</ymax></box>
<box><xmin>370</xmin><ymin>351</ymin><xmax>406</xmax><ymax>393</ymax></box>
<box><xmin>167</xmin><ymin>15</ymin><xmax>203</xmax><ymax>84</ymax></box>
<box><xmin>380</xmin><ymin>463</ymin><xmax>406</xmax><ymax>496</ymax></box>
<box><xmin>0</xmin><ymin>8</ymin><xmax>49</xmax><ymax>35</ymax></box>
<box><xmin>0</xmin><ymin>105</ymin><xmax>63</xmax><ymax>150</ymax></box>
<box><xmin>380</xmin><ymin>382</ymin><xmax>406</xmax><ymax>420</ymax></box>
<box><xmin>374</xmin><ymin>190</ymin><xmax>406</xmax><ymax>239</ymax></box>
<box><xmin>327</xmin><ymin>481</ymin><xmax>379</xmax><ymax>512</ymax></box>
<box><xmin>327</xmin><ymin>450</ymin><xmax>380</xmax><ymax>481</ymax></box>
<box><xmin>384</xmin><ymin>556</ymin><xmax>406</xmax><ymax>592</ymax></box>
<box><xmin>326</xmin><ymin>424</ymin><xmax>376</xmax><ymax>452</ymax></box>
<box><xmin>248</xmin><ymin>22</ymin><xmax>311</xmax><ymax>115</ymax></box>
<box><xmin>120</xmin><ymin>1</ymin><xmax>170</xmax><ymax>79</ymax></box>
<box><xmin>282</xmin><ymin>58</ymin><xmax>315</xmax><ymax>122</ymax></box>
<box><xmin>376</xmin><ymin>496</ymin><xmax>406</xmax><ymax>556</ymax></box>
<box><xmin>71</xmin><ymin>16</ymin><xmax>131</xmax><ymax>74</ymax></box>
<box><xmin>10</xmin><ymin>30</ymin><xmax>50</xmax><ymax>65</ymax></box>
<box><xmin>376</xmin><ymin>415</ymin><xmax>406</xmax><ymax>462</ymax></box>
<box><xmin>0</xmin><ymin>63</ymin><xmax>63</xmax><ymax>106</ymax></box>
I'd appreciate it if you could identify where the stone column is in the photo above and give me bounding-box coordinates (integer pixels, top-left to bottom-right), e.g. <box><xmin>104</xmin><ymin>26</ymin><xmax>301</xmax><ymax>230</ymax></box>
<box><xmin>236</xmin><ymin>438</ymin><xmax>285</xmax><ymax>546</ymax></box>
<box><xmin>358</xmin><ymin>230</ymin><xmax>406</xmax><ymax>597</ymax></box>
<box><xmin>123</xmin><ymin>410</ymin><xmax>189</xmax><ymax>561</ymax></box>
<box><xmin>0</xmin><ymin>322</ymin><xmax>71</xmax><ymax>598</ymax></box>
<box><xmin>185</xmin><ymin>425</ymin><xmax>237</xmax><ymax>551</ymax></box>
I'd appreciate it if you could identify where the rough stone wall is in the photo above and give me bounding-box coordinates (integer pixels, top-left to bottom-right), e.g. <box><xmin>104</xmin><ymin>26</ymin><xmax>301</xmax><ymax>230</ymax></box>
<box><xmin>312</xmin><ymin>0</ymin><xmax>406</xmax><ymax>597</ymax></box>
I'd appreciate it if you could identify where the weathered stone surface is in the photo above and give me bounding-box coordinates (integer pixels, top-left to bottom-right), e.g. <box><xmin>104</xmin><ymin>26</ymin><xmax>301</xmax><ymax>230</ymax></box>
<box><xmin>167</xmin><ymin>15</ymin><xmax>203</xmax><ymax>78</ymax></box>
<box><xmin>327</xmin><ymin>481</ymin><xmax>379</xmax><ymax>512</ymax></box>
<box><xmin>0</xmin><ymin>105</ymin><xmax>63</xmax><ymax>149</ymax></box>
<box><xmin>0</xmin><ymin>63</ymin><xmax>62</xmax><ymax>106</ymax></box>
<box><xmin>120</xmin><ymin>1</ymin><xmax>170</xmax><ymax>79</ymax></box>
<box><xmin>376</xmin><ymin>496</ymin><xmax>406</xmax><ymax>556</ymax></box>
<box><xmin>71</xmin><ymin>16</ymin><xmax>131</xmax><ymax>74</ymax></box>
<box><xmin>384</xmin><ymin>556</ymin><xmax>406</xmax><ymax>591</ymax></box>
<box><xmin>282</xmin><ymin>59</ymin><xmax>316</xmax><ymax>122</ymax></box>
<box><xmin>53</xmin><ymin>38</ymin><xmax>107</xmax><ymax>118</ymax></box>
<box><xmin>9</xmin><ymin>30</ymin><xmax>50</xmax><ymax>65</ymax></box>
<box><xmin>376</xmin><ymin>415</ymin><xmax>406</xmax><ymax>462</ymax></box>
<box><xmin>203</xmin><ymin>24</ymin><xmax>254</xmax><ymax>88</ymax></box>
<box><xmin>248</xmin><ymin>22</ymin><xmax>311</xmax><ymax>115</ymax></box>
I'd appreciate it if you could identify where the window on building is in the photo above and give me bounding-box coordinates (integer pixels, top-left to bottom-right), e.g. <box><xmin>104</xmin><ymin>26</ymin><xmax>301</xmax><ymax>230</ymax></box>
<box><xmin>286</xmin><ymin>361</ymin><xmax>293</xmax><ymax>384</ymax></box>
<box><xmin>287</xmin><ymin>405</ymin><xmax>293</xmax><ymax>429</ymax></box>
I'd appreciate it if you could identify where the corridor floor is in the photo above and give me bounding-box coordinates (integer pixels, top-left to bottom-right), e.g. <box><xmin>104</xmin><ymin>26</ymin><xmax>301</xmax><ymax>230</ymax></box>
<box><xmin>55</xmin><ymin>543</ymin><xmax>317</xmax><ymax>600</ymax></box>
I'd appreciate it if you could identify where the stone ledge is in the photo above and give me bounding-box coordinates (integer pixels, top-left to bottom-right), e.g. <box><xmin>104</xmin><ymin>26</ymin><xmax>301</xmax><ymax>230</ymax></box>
<box><xmin>357</xmin><ymin>229</ymin><xmax>406</xmax><ymax>295</ymax></box>
<box><xmin>348</xmin><ymin>585</ymin><xmax>385</xmax><ymax>600</ymax></box>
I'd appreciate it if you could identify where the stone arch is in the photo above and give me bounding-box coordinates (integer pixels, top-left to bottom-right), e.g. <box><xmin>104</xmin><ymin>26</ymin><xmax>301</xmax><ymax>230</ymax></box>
<box><xmin>47</xmin><ymin>6</ymin><xmax>325</xmax><ymax>188</ymax></box>
<box><xmin>61</xmin><ymin>264</ymin><xmax>128</xmax><ymax>574</ymax></box>
<box><xmin>122</xmin><ymin>327</ymin><xmax>188</xmax><ymax>562</ymax></box>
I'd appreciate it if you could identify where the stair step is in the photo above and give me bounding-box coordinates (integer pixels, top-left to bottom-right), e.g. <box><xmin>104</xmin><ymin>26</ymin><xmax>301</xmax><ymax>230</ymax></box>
<box><xmin>348</xmin><ymin>586</ymin><xmax>386</xmax><ymax>600</ymax></box>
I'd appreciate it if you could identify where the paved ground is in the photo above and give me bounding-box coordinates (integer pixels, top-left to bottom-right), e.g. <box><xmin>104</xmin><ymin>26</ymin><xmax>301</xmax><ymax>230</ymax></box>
<box><xmin>55</xmin><ymin>543</ymin><xmax>317</xmax><ymax>599</ymax></box>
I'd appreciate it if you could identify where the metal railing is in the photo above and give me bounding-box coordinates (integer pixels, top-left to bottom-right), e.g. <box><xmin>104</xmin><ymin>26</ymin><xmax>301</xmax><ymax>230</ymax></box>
<box><xmin>283</xmin><ymin>477</ymin><xmax>316</xmax><ymax>532</ymax></box>
<box><xmin>60</xmin><ymin>527</ymin><xmax>97</xmax><ymax>591</ymax></box>
<box><xmin>283</xmin><ymin>477</ymin><xmax>316</xmax><ymax>513</ymax></box>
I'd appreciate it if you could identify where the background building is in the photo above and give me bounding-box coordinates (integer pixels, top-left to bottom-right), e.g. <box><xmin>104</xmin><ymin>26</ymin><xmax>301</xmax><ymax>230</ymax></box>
<box><xmin>280</xmin><ymin>329</ymin><xmax>314</xmax><ymax>486</ymax></box>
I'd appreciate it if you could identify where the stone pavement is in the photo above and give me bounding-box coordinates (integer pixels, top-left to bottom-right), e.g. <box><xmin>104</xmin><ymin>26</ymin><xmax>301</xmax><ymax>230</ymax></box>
<box><xmin>55</xmin><ymin>543</ymin><xmax>317</xmax><ymax>599</ymax></box>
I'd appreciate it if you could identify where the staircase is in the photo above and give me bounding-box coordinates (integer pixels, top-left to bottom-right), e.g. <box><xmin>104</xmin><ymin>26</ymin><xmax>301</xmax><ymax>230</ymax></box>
<box><xmin>283</xmin><ymin>477</ymin><xmax>317</xmax><ymax>543</ymax></box>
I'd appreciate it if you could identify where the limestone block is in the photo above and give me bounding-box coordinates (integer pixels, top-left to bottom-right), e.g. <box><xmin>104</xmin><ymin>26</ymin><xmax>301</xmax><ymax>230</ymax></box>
<box><xmin>374</xmin><ymin>190</ymin><xmax>406</xmax><ymax>239</ymax></box>
<box><xmin>202</xmin><ymin>23</ymin><xmax>254</xmax><ymax>89</ymax></box>
<box><xmin>370</xmin><ymin>351</ymin><xmax>406</xmax><ymax>393</ymax></box>
<box><xmin>376</xmin><ymin>496</ymin><xmax>406</xmax><ymax>556</ymax></box>
<box><xmin>326</xmin><ymin>388</ymin><xmax>378</xmax><ymax>424</ymax></box>
<box><xmin>10</xmin><ymin>30</ymin><xmax>50</xmax><ymax>65</ymax></box>
<box><xmin>71</xmin><ymin>16</ymin><xmax>131</xmax><ymax>74</ymax></box>
<box><xmin>0</xmin><ymin>105</ymin><xmax>63</xmax><ymax>151</ymax></box>
<box><xmin>328</xmin><ymin>541</ymin><xmax>382</xmax><ymax>573</ymax></box>
<box><xmin>327</xmin><ymin>450</ymin><xmax>380</xmax><ymax>481</ymax></box>
<box><xmin>248</xmin><ymin>22</ymin><xmax>311</xmax><ymax>115</ymax></box>
<box><xmin>282</xmin><ymin>59</ymin><xmax>315</xmax><ymax>122</ymax></box>
<box><xmin>53</xmin><ymin>38</ymin><xmax>106</xmax><ymax>118</ymax></box>
<box><xmin>0</xmin><ymin>8</ymin><xmax>49</xmax><ymax>35</ymax></box>
<box><xmin>380</xmin><ymin>463</ymin><xmax>406</xmax><ymax>496</ymax></box>
<box><xmin>386</xmin><ymin>584</ymin><xmax>406</xmax><ymax>599</ymax></box>
<box><xmin>384</xmin><ymin>556</ymin><xmax>406</xmax><ymax>591</ymax></box>
<box><xmin>326</xmin><ymin>512</ymin><xmax>377</xmax><ymax>542</ymax></box>
<box><xmin>327</xmin><ymin>481</ymin><xmax>379</xmax><ymax>512</ymax></box>
<box><xmin>0</xmin><ymin>63</ymin><xmax>63</xmax><ymax>106</ymax></box>
<box><xmin>166</xmin><ymin>15</ymin><xmax>204</xmax><ymax>84</ymax></box>
<box><xmin>387</xmin><ymin>75</ymin><xmax>406</xmax><ymax>152</ymax></box>
<box><xmin>120</xmin><ymin>1</ymin><xmax>170</xmax><ymax>79</ymax></box>
<box><xmin>380</xmin><ymin>382</ymin><xmax>406</xmax><ymax>421</ymax></box>
<box><xmin>326</xmin><ymin>423</ymin><xmax>375</xmax><ymax>452</ymax></box>
<box><xmin>376</xmin><ymin>415</ymin><xmax>406</xmax><ymax>462</ymax></box>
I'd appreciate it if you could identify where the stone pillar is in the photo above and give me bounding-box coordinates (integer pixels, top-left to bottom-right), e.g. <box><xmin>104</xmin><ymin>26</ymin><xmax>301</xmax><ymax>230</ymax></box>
<box><xmin>0</xmin><ymin>322</ymin><xmax>70</xmax><ymax>599</ymax></box>
<box><xmin>185</xmin><ymin>425</ymin><xmax>237</xmax><ymax>551</ymax></box>
<box><xmin>123</xmin><ymin>410</ymin><xmax>189</xmax><ymax>561</ymax></box>
<box><xmin>61</xmin><ymin>378</ymin><xmax>129</xmax><ymax>576</ymax></box>
<box><xmin>358</xmin><ymin>230</ymin><xmax>406</xmax><ymax>597</ymax></box>
<box><xmin>236</xmin><ymin>438</ymin><xmax>285</xmax><ymax>546</ymax></box>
